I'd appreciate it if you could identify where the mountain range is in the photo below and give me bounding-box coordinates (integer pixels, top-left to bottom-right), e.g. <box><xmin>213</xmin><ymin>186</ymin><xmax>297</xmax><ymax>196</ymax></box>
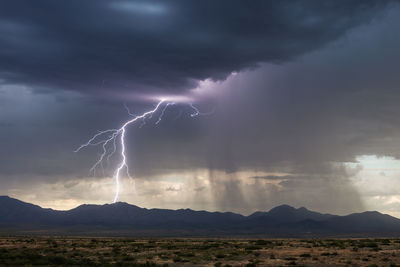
<box><xmin>1</xmin><ymin>196</ymin><xmax>400</xmax><ymax>237</ymax></box>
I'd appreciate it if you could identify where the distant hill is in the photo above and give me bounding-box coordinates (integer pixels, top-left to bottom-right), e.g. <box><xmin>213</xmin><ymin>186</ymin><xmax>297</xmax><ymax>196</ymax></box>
<box><xmin>1</xmin><ymin>196</ymin><xmax>400</xmax><ymax>237</ymax></box>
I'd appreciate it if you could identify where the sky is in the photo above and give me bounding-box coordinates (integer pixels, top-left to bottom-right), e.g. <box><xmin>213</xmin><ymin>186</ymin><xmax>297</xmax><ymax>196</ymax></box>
<box><xmin>1</xmin><ymin>0</ymin><xmax>400</xmax><ymax>217</ymax></box>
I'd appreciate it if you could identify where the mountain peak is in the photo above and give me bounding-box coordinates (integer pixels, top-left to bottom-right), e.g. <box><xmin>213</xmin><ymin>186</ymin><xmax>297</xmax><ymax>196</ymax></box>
<box><xmin>0</xmin><ymin>196</ymin><xmax>400</xmax><ymax>236</ymax></box>
<box><xmin>111</xmin><ymin>201</ymin><xmax>131</xmax><ymax>206</ymax></box>
<box><xmin>268</xmin><ymin>204</ymin><xmax>296</xmax><ymax>213</ymax></box>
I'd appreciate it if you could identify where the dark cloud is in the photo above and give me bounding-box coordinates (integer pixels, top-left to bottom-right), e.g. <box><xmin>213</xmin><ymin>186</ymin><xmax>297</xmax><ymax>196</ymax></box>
<box><xmin>0</xmin><ymin>0</ymin><xmax>391</xmax><ymax>97</ymax></box>
<box><xmin>1</xmin><ymin>1</ymin><xmax>400</xmax><ymax>214</ymax></box>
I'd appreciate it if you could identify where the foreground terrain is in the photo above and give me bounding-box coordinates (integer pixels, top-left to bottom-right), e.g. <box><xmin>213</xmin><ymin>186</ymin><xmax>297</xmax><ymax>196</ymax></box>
<box><xmin>0</xmin><ymin>237</ymin><xmax>399</xmax><ymax>266</ymax></box>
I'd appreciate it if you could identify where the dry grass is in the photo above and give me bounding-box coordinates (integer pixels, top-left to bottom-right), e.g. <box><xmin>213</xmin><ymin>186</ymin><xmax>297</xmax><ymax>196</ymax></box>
<box><xmin>0</xmin><ymin>237</ymin><xmax>399</xmax><ymax>266</ymax></box>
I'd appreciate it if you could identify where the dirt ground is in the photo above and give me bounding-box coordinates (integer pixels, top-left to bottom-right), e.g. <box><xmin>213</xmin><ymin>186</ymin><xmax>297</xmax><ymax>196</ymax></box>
<box><xmin>0</xmin><ymin>237</ymin><xmax>399</xmax><ymax>266</ymax></box>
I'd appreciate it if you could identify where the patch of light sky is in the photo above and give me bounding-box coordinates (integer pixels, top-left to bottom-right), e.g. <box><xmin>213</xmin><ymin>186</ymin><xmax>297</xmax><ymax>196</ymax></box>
<box><xmin>347</xmin><ymin>155</ymin><xmax>400</xmax><ymax>218</ymax></box>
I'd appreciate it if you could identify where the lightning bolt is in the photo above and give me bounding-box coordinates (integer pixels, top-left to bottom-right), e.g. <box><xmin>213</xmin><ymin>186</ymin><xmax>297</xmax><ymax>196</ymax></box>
<box><xmin>189</xmin><ymin>103</ymin><xmax>215</xmax><ymax>117</ymax></box>
<box><xmin>75</xmin><ymin>99</ymin><xmax>212</xmax><ymax>203</ymax></box>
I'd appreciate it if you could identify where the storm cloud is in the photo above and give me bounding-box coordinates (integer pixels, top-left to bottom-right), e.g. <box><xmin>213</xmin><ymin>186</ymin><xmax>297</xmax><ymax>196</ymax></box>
<box><xmin>0</xmin><ymin>0</ymin><xmax>391</xmax><ymax>97</ymax></box>
<box><xmin>1</xmin><ymin>0</ymin><xmax>400</xmax><ymax>215</ymax></box>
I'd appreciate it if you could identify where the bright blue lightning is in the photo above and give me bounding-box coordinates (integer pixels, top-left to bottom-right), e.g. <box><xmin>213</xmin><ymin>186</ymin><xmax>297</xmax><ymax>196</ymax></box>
<box><xmin>75</xmin><ymin>100</ymin><xmax>211</xmax><ymax>203</ymax></box>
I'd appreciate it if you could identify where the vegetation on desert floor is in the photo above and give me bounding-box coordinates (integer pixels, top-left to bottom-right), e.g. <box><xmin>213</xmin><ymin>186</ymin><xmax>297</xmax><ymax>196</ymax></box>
<box><xmin>0</xmin><ymin>237</ymin><xmax>400</xmax><ymax>266</ymax></box>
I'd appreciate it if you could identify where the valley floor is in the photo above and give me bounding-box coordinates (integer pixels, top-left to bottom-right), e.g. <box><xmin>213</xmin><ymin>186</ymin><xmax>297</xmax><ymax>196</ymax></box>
<box><xmin>0</xmin><ymin>237</ymin><xmax>399</xmax><ymax>266</ymax></box>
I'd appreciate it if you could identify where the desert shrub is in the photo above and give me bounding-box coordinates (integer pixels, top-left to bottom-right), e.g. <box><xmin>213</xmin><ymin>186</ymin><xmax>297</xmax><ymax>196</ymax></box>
<box><xmin>327</xmin><ymin>240</ymin><xmax>346</xmax><ymax>248</ymax></box>
<box><xmin>123</xmin><ymin>255</ymin><xmax>135</xmax><ymax>261</ymax></box>
<box><xmin>378</xmin><ymin>239</ymin><xmax>390</xmax><ymax>245</ymax></box>
<box><xmin>113</xmin><ymin>246</ymin><xmax>121</xmax><ymax>254</ymax></box>
<box><xmin>47</xmin><ymin>255</ymin><xmax>69</xmax><ymax>265</ymax></box>
<box><xmin>358</xmin><ymin>241</ymin><xmax>378</xmax><ymax>248</ymax></box>
<box><xmin>145</xmin><ymin>261</ymin><xmax>158</xmax><ymax>267</ymax></box>
<box><xmin>254</xmin><ymin>240</ymin><xmax>272</xmax><ymax>246</ymax></box>
<box><xmin>172</xmin><ymin>257</ymin><xmax>188</xmax><ymax>262</ymax></box>
<box><xmin>245</xmin><ymin>245</ymin><xmax>261</xmax><ymax>250</ymax></box>
<box><xmin>24</xmin><ymin>253</ymin><xmax>43</xmax><ymax>263</ymax></box>
<box><xmin>185</xmin><ymin>252</ymin><xmax>195</xmax><ymax>257</ymax></box>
